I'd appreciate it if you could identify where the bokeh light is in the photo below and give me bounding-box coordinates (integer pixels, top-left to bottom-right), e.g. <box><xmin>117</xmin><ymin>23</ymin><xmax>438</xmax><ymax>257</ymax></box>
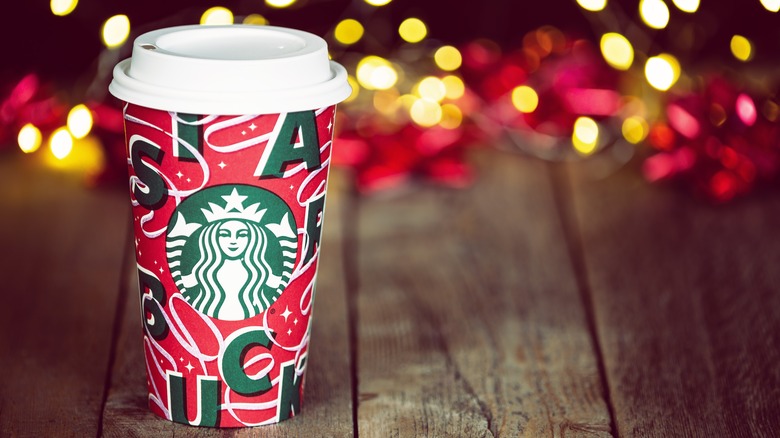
<box><xmin>511</xmin><ymin>85</ymin><xmax>539</xmax><ymax>113</ymax></box>
<box><xmin>334</xmin><ymin>19</ymin><xmax>364</xmax><ymax>45</ymax></box>
<box><xmin>622</xmin><ymin>116</ymin><xmax>649</xmax><ymax>144</ymax></box>
<box><xmin>18</xmin><ymin>123</ymin><xmax>42</xmax><ymax>153</ymax></box>
<box><xmin>576</xmin><ymin>0</ymin><xmax>607</xmax><ymax>12</ymax></box>
<box><xmin>600</xmin><ymin>33</ymin><xmax>634</xmax><ymax>70</ymax></box>
<box><xmin>51</xmin><ymin>0</ymin><xmax>77</xmax><ymax>16</ymax></box>
<box><xmin>645</xmin><ymin>54</ymin><xmax>680</xmax><ymax>91</ymax></box>
<box><xmin>442</xmin><ymin>75</ymin><xmax>465</xmax><ymax>99</ymax></box>
<box><xmin>266</xmin><ymin>0</ymin><xmax>296</xmax><ymax>8</ymax></box>
<box><xmin>572</xmin><ymin>116</ymin><xmax>599</xmax><ymax>155</ymax></box>
<box><xmin>410</xmin><ymin>98</ymin><xmax>442</xmax><ymax>127</ymax></box>
<box><xmin>730</xmin><ymin>35</ymin><xmax>753</xmax><ymax>62</ymax></box>
<box><xmin>345</xmin><ymin>75</ymin><xmax>360</xmax><ymax>103</ymax></box>
<box><xmin>356</xmin><ymin>56</ymin><xmax>398</xmax><ymax>90</ymax></box>
<box><xmin>67</xmin><ymin>104</ymin><xmax>93</xmax><ymax>139</ymax></box>
<box><xmin>640</xmin><ymin>0</ymin><xmax>670</xmax><ymax>29</ymax></box>
<box><xmin>373</xmin><ymin>88</ymin><xmax>401</xmax><ymax>115</ymax></box>
<box><xmin>399</xmin><ymin>18</ymin><xmax>427</xmax><ymax>43</ymax></box>
<box><xmin>736</xmin><ymin>94</ymin><xmax>757</xmax><ymax>126</ymax></box>
<box><xmin>365</xmin><ymin>0</ymin><xmax>392</xmax><ymax>5</ymax></box>
<box><xmin>434</xmin><ymin>46</ymin><xmax>463</xmax><ymax>71</ymax></box>
<box><xmin>672</xmin><ymin>0</ymin><xmax>699</xmax><ymax>12</ymax></box>
<box><xmin>201</xmin><ymin>7</ymin><xmax>234</xmax><ymax>25</ymax></box>
<box><xmin>102</xmin><ymin>15</ymin><xmax>130</xmax><ymax>48</ymax></box>
<box><xmin>440</xmin><ymin>104</ymin><xmax>463</xmax><ymax>129</ymax></box>
<box><xmin>418</xmin><ymin>77</ymin><xmax>446</xmax><ymax>102</ymax></box>
<box><xmin>243</xmin><ymin>14</ymin><xmax>268</xmax><ymax>25</ymax></box>
<box><xmin>50</xmin><ymin>127</ymin><xmax>73</xmax><ymax>160</ymax></box>
<box><xmin>760</xmin><ymin>0</ymin><xmax>780</xmax><ymax>12</ymax></box>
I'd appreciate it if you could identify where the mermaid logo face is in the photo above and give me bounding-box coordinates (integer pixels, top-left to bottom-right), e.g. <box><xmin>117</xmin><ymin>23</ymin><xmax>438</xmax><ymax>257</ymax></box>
<box><xmin>217</xmin><ymin>220</ymin><xmax>250</xmax><ymax>259</ymax></box>
<box><xmin>166</xmin><ymin>185</ymin><xmax>297</xmax><ymax>321</ymax></box>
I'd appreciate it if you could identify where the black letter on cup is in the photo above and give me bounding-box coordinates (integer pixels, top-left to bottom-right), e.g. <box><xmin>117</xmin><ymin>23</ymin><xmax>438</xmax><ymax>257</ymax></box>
<box><xmin>131</xmin><ymin>139</ymin><xmax>168</xmax><ymax>210</ymax></box>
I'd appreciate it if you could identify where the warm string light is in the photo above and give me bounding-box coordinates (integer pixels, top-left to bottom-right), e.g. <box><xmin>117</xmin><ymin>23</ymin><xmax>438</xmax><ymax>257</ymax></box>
<box><xmin>334</xmin><ymin>19</ymin><xmax>364</xmax><ymax>45</ymax></box>
<box><xmin>18</xmin><ymin>124</ymin><xmax>42</xmax><ymax>153</ymax></box>
<box><xmin>50</xmin><ymin>0</ymin><xmax>77</xmax><ymax>16</ymax></box>
<box><xmin>399</xmin><ymin>18</ymin><xmax>427</xmax><ymax>43</ymax></box>
<box><xmin>639</xmin><ymin>0</ymin><xmax>670</xmax><ymax>29</ymax></box>
<box><xmin>356</xmin><ymin>56</ymin><xmax>398</xmax><ymax>90</ymax></box>
<box><xmin>572</xmin><ymin>117</ymin><xmax>599</xmax><ymax>155</ymax></box>
<box><xmin>600</xmin><ymin>33</ymin><xmax>634</xmax><ymax>70</ymax></box>
<box><xmin>50</xmin><ymin>128</ymin><xmax>74</xmax><ymax>160</ymax></box>
<box><xmin>730</xmin><ymin>35</ymin><xmax>753</xmax><ymax>62</ymax></box>
<box><xmin>266</xmin><ymin>0</ymin><xmax>296</xmax><ymax>8</ymax></box>
<box><xmin>67</xmin><ymin>104</ymin><xmax>93</xmax><ymax>139</ymax></box>
<box><xmin>201</xmin><ymin>7</ymin><xmax>234</xmax><ymax>25</ymax></box>
<box><xmin>645</xmin><ymin>54</ymin><xmax>680</xmax><ymax>91</ymax></box>
<box><xmin>576</xmin><ymin>0</ymin><xmax>607</xmax><ymax>12</ymax></box>
<box><xmin>760</xmin><ymin>0</ymin><xmax>780</xmax><ymax>12</ymax></box>
<box><xmin>102</xmin><ymin>15</ymin><xmax>130</xmax><ymax>48</ymax></box>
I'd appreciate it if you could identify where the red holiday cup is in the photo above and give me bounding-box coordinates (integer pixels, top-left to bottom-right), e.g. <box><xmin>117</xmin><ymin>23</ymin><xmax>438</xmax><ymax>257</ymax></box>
<box><xmin>109</xmin><ymin>24</ymin><xmax>350</xmax><ymax>427</ymax></box>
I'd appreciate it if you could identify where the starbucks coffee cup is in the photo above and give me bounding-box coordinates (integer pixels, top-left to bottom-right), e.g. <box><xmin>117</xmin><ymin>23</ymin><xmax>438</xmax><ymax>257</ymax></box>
<box><xmin>109</xmin><ymin>24</ymin><xmax>350</xmax><ymax>427</ymax></box>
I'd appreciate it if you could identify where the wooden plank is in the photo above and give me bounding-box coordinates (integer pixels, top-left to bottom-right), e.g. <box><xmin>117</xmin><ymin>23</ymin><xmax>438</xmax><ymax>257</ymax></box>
<box><xmin>0</xmin><ymin>157</ymin><xmax>128</xmax><ymax>437</ymax></box>
<box><xmin>100</xmin><ymin>170</ymin><xmax>353</xmax><ymax>437</ymax></box>
<box><xmin>354</xmin><ymin>150</ymin><xmax>613</xmax><ymax>437</ymax></box>
<box><xmin>564</xmin><ymin>161</ymin><xmax>780</xmax><ymax>437</ymax></box>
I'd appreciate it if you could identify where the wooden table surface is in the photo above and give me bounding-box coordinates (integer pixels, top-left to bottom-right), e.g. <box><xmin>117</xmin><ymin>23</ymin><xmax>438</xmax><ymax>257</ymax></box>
<box><xmin>2</xmin><ymin>147</ymin><xmax>779</xmax><ymax>437</ymax></box>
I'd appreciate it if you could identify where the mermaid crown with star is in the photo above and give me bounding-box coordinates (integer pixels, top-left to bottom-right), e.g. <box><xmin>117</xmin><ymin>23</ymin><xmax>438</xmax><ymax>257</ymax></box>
<box><xmin>201</xmin><ymin>188</ymin><xmax>267</xmax><ymax>223</ymax></box>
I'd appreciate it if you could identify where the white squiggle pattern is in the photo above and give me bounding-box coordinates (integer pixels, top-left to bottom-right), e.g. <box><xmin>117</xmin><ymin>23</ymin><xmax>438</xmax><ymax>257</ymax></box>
<box><xmin>203</xmin><ymin>115</ymin><xmax>274</xmax><ymax>153</ymax></box>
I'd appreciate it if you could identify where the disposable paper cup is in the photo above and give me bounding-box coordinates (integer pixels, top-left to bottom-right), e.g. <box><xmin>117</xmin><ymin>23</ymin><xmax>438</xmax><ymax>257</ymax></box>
<box><xmin>109</xmin><ymin>24</ymin><xmax>350</xmax><ymax>427</ymax></box>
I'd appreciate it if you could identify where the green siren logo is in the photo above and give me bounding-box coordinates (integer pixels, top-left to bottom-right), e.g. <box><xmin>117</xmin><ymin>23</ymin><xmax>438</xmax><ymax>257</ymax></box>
<box><xmin>166</xmin><ymin>185</ymin><xmax>297</xmax><ymax>320</ymax></box>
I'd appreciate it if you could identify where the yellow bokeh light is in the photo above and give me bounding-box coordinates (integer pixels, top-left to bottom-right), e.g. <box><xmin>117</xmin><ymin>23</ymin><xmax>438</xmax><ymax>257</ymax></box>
<box><xmin>243</xmin><ymin>13</ymin><xmax>268</xmax><ymax>25</ymax></box>
<box><xmin>622</xmin><ymin>116</ymin><xmax>649</xmax><ymax>144</ymax></box>
<box><xmin>434</xmin><ymin>46</ymin><xmax>462</xmax><ymax>71</ymax></box>
<box><xmin>600</xmin><ymin>33</ymin><xmax>634</xmax><ymax>70</ymax></box>
<box><xmin>645</xmin><ymin>54</ymin><xmax>680</xmax><ymax>91</ymax></box>
<box><xmin>410</xmin><ymin>98</ymin><xmax>442</xmax><ymax>127</ymax></box>
<box><xmin>572</xmin><ymin>117</ymin><xmax>599</xmax><ymax>155</ymax></box>
<box><xmin>373</xmin><ymin>88</ymin><xmax>401</xmax><ymax>115</ymax></box>
<box><xmin>266</xmin><ymin>0</ymin><xmax>296</xmax><ymax>8</ymax></box>
<box><xmin>356</xmin><ymin>56</ymin><xmax>398</xmax><ymax>90</ymax></box>
<box><xmin>576</xmin><ymin>0</ymin><xmax>607</xmax><ymax>11</ymax></box>
<box><xmin>50</xmin><ymin>127</ymin><xmax>73</xmax><ymax>160</ymax></box>
<box><xmin>730</xmin><ymin>35</ymin><xmax>753</xmax><ymax>62</ymax></box>
<box><xmin>334</xmin><ymin>19</ymin><xmax>364</xmax><ymax>45</ymax></box>
<box><xmin>102</xmin><ymin>15</ymin><xmax>130</xmax><ymax>49</ymax></box>
<box><xmin>51</xmin><ymin>0</ymin><xmax>78</xmax><ymax>16</ymax></box>
<box><xmin>399</xmin><ymin>18</ymin><xmax>427</xmax><ymax>43</ymax></box>
<box><xmin>18</xmin><ymin>123</ymin><xmax>42</xmax><ymax>153</ymax></box>
<box><xmin>201</xmin><ymin>7</ymin><xmax>233</xmax><ymax>25</ymax></box>
<box><xmin>511</xmin><ymin>85</ymin><xmax>539</xmax><ymax>113</ymax></box>
<box><xmin>398</xmin><ymin>94</ymin><xmax>417</xmax><ymax>110</ymax></box>
<box><xmin>672</xmin><ymin>0</ymin><xmax>699</xmax><ymax>12</ymax></box>
<box><xmin>442</xmin><ymin>75</ymin><xmax>465</xmax><ymax>100</ymax></box>
<box><xmin>67</xmin><ymin>104</ymin><xmax>93</xmax><ymax>139</ymax></box>
<box><xmin>640</xmin><ymin>0</ymin><xmax>670</xmax><ymax>29</ymax></box>
<box><xmin>760</xmin><ymin>0</ymin><xmax>780</xmax><ymax>12</ymax></box>
<box><xmin>345</xmin><ymin>75</ymin><xmax>360</xmax><ymax>103</ymax></box>
<box><xmin>440</xmin><ymin>104</ymin><xmax>463</xmax><ymax>129</ymax></box>
<box><xmin>418</xmin><ymin>77</ymin><xmax>446</xmax><ymax>102</ymax></box>
<box><xmin>365</xmin><ymin>0</ymin><xmax>392</xmax><ymax>5</ymax></box>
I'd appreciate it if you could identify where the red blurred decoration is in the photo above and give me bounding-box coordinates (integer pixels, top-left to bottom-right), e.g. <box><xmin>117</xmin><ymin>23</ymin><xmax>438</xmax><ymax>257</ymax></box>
<box><xmin>644</xmin><ymin>76</ymin><xmax>780</xmax><ymax>203</ymax></box>
<box><xmin>0</xmin><ymin>74</ymin><xmax>66</xmax><ymax>148</ymax></box>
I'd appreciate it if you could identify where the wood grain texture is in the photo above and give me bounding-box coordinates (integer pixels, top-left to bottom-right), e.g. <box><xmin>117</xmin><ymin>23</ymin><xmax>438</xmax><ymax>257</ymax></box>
<box><xmin>564</xmin><ymin>162</ymin><xmax>780</xmax><ymax>437</ymax></box>
<box><xmin>354</xmin><ymin>150</ymin><xmax>613</xmax><ymax>437</ymax></box>
<box><xmin>0</xmin><ymin>158</ymin><xmax>128</xmax><ymax>438</ymax></box>
<box><xmin>100</xmin><ymin>170</ymin><xmax>353</xmax><ymax>437</ymax></box>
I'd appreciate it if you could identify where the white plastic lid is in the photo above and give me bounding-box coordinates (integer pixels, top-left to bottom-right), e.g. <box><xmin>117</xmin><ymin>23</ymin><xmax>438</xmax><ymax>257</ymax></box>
<box><xmin>109</xmin><ymin>25</ymin><xmax>351</xmax><ymax>115</ymax></box>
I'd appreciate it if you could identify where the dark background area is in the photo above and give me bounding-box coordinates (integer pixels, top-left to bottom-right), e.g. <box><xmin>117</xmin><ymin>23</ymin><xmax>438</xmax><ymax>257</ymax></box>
<box><xmin>1</xmin><ymin>0</ymin><xmax>777</xmax><ymax>86</ymax></box>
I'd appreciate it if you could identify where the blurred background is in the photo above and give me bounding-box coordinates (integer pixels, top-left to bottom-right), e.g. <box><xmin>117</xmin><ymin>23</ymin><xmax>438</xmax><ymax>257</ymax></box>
<box><xmin>1</xmin><ymin>0</ymin><xmax>779</xmax><ymax>202</ymax></box>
